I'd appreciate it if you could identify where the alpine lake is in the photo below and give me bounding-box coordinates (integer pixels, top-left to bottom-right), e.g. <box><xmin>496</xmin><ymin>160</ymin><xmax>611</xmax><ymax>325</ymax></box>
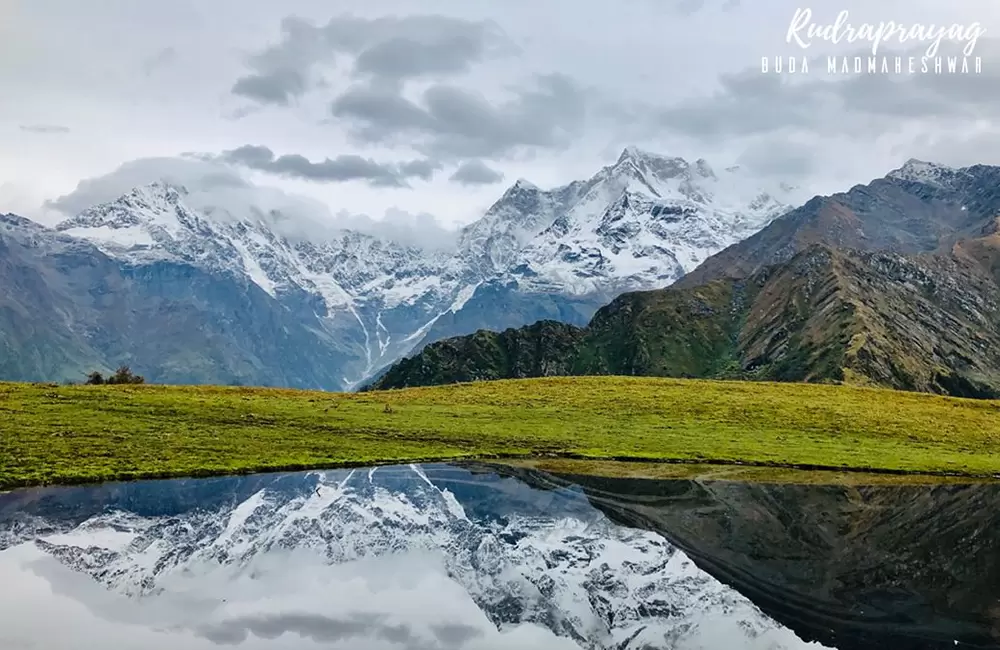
<box><xmin>0</xmin><ymin>460</ymin><xmax>996</xmax><ymax>650</ymax></box>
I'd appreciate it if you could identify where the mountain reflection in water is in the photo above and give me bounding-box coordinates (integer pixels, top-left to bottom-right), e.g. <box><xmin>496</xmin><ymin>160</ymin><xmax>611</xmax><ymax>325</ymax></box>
<box><xmin>0</xmin><ymin>462</ymin><xmax>995</xmax><ymax>650</ymax></box>
<box><xmin>490</xmin><ymin>462</ymin><xmax>1000</xmax><ymax>650</ymax></box>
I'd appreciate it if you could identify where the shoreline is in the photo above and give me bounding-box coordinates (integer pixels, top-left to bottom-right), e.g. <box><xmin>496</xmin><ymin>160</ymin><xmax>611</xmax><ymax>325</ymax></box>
<box><xmin>4</xmin><ymin>451</ymin><xmax>1000</xmax><ymax>494</ymax></box>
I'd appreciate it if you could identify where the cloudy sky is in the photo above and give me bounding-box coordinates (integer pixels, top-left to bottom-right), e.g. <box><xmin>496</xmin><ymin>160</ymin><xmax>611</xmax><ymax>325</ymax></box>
<box><xmin>1</xmin><ymin>0</ymin><xmax>998</xmax><ymax>237</ymax></box>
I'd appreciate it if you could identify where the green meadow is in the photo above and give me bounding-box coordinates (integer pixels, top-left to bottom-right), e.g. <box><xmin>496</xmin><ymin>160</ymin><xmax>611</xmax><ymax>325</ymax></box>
<box><xmin>2</xmin><ymin>376</ymin><xmax>999</xmax><ymax>489</ymax></box>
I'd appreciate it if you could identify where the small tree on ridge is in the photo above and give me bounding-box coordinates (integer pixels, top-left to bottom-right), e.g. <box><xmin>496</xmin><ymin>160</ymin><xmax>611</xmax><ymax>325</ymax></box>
<box><xmin>107</xmin><ymin>365</ymin><xmax>145</xmax><ymax>385</ymax></box>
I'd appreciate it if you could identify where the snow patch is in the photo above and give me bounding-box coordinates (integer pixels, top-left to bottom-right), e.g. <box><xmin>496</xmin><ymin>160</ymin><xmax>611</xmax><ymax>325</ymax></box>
<box><xmin>59</xmin><ymin>225</ymin><xmax>156</xmax><ymax>249</ymax></box>
<box><xmin>450</xmin><ymin>282</ymin><xmax>480</xmax><ymax>313</ymax></box>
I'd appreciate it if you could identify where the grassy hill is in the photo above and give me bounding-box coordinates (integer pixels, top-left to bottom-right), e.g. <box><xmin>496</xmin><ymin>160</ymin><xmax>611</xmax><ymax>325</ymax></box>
<box><xmin>2</xmin><ymin>377</ymin><xmax>1000</xmax><ymax>489</ymax></box>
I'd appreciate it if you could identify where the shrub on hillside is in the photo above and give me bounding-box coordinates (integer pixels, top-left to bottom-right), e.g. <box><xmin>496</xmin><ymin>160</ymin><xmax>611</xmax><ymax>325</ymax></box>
<box><xmin>85</xmin><ymin>366</ymin><xmax>145</xmax><ymax>385</ymax></box>
<box><xmin>108</xmin><ymin>366</ymin><xmax>145</xmax><ymax>384</ymax></box>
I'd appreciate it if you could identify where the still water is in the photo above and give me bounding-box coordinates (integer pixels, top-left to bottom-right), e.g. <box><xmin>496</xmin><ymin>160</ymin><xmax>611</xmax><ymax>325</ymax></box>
<box><xmin>0</xmin><ymin>462</ymin><xmax>996</xmax><ymax>650</ymax></box>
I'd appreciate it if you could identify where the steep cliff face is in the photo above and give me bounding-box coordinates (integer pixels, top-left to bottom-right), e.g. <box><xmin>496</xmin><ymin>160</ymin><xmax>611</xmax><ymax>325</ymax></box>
<box><xmin>0</xmin><ymin>215</ymin><xmax>109</xmax><ymax>382</ymax></box>
<box><xmin>410</xmin><ymin>281</ymin><xmax>602</xmax><ymax>355</ymax></box>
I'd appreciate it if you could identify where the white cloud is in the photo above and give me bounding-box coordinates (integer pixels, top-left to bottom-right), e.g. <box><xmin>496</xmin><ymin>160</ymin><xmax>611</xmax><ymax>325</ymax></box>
<box><xmin>45</xmin><ymin>157</ymin><xmax>249</xmax><ymax>216</ymax></box>
<box><xmin>333</xmin><ymin>207</ymin><xmax>460</xmax><ymax>251</ymax></box>
<box><xmin>43</xmin><ymin>156</ymin><xmax>459</xmax><ymax>249</ymax></box>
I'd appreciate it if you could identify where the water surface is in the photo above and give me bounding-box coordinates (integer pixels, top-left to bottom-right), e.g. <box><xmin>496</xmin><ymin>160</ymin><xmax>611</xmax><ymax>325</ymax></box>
<box><xmin>0</xmin><ymin>462</ymin><xmax>996</xmax><ymax>650</ymax></box>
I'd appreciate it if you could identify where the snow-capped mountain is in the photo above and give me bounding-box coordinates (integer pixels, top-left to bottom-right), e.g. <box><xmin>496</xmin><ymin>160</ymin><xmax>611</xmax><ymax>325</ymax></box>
<box><xmin>4</xmin><ymin>148</ymin><xmax>799</xmax><ymax>389</ymax></box>
<box><xmin>0</xmin><ymin>464</ymin><xmax>828</xmax><ymax>650</ymax></box>
<box><xmin>53</xmin><ymin>182</ymin><xmax>476</xmax><ymax>386</ymax></box>
<box><xmin>468</xmin><ymin>147</ymin><xmax>796</xmax><ymax>295</ymax></box>
<box><xmin>56</xmin><ymin>182</ymin><xmax>468</xmax><ymax>314</ymax></box>
<box><xmin>885</xmin><ymin>158</ymin><xmax>955</xmax><ymax>186</ymax></box>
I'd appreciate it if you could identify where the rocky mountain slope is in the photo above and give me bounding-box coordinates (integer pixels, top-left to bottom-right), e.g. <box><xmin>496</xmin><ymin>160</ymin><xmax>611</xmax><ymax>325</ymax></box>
<box><xmin>0</xmin><ymin>148</ymin><xmax>794</xmax><ymax>388</ymax></box>
<box><xmin>677</xmin><ymin>159</ymin><xmax>1000</xmax><ymax>287</ymax></box>
<box><xmin>0</xmin><ymin>212</ymin><xmax>351</xmax><ymax>388</ymax></box>
<box><xmin>0</xmin><ymin>464</ymin><xmax>825</xmax><ymax>650</ymax></box>
<box><xmin>372</xmin><ymin>162</ymin><xmax>1000</xmax><ymax>398</ymax></box>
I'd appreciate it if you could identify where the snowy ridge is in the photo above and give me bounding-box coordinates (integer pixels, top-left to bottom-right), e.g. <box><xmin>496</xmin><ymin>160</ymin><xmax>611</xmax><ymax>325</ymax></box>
<box><xmin>2</xmin><ymin>465</ymin><xmax>829</xmax><ymax>650</ymax></box>
<box><xmin>46</xmin><ymin>148</ymin><xmax>807</xmax><ymax>387</ymax></box>
<box><xmin>887</xmin><ymin>159</ymin><xmax>952</xmax><ymax>185</ymax></box>
<box><xmin>498</xmin><ymin>148</ymin><xmax>798</xmax><ymax>295</ymax></box>
<box><xmin>53</xmin><ymin>183</ymin><xmax>470</xmax><ymax>386</ymax></box>
<box><xmin>55</xmin><ymin>184</ymin><xmax>463</xmax><ymax>313</ymax></box>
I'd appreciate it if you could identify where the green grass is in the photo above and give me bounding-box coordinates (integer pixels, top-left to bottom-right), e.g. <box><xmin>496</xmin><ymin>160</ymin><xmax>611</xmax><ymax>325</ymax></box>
<box><xmin>504</xmin><ymin>459</ymin><xmax>1000</xmax><ymax>485</ymax></box>
<box><xmin>2</xmin><ymin>376</ymin><xmax>1000</xmax><ymax>490</ymax></box>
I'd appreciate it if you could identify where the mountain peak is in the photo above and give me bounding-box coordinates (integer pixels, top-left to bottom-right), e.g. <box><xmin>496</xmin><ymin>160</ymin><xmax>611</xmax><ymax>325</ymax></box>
<box><xmin>617</xmin><ymin>146</ymin><xmax>640</xmax><ymax>163</ymax></box>
<box><xmin>54</xmin><ymin>180</ymin><xmax>198</xmax><ymax>236</ymax></box>
<box><xmin>617</xmin><ymin>146</ymin><xmax>670</xmax><ymax>164</ymax></box>
<box><xmin>612</xmin><ymin>147</ymin><xmax>700</xmax><ymax>184</ymax></box>
<box><xmin>694</xmin><ymin>158</ymin><xmax>716</xmax><ymax>179</ymax></box>
<box><xmin>136</xmin><ymin>180</ymin><xmax>189</xmax><ymax>201</ymax></box>
<box><xmin>888</xmin><ymin>159</ymin><xmax>953</xmax><ymax>185</ymax></box>
<box><xmin>0</xmin><ymin>212</ymin><xmax>46</xmax><ymax>234</ymax></box>
<box><xmin>616</xmin><ymin>146</ymin><xmax>704</xmax><ymax>170</ymax></box>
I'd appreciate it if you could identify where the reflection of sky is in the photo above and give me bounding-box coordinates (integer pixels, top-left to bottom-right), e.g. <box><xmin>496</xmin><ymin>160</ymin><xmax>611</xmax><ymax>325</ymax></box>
<box><xmin>0</xmin><ymin>544</ymin><xmax>579</xmax><ymax>650</ymax></box>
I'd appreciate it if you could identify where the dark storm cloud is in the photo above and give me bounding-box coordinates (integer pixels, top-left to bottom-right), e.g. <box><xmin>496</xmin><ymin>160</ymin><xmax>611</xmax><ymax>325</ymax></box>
<box><xmin>449</xmin><ymin>160</ymin><xmax>504</xmax><ymax>185</ymax></box>
<box><xmin>234</xmin><ymin>12</ymin><xmax>592</xmax><ymax>160</ymax></box>
<box><xmin>398</xmin><ymin>158</ymin><xmax>442</xmax><ymax>180</ymax></box>
<box><xmin>836</xmin><ymin>58</ymin><xmax>1000</xmax><ymax>120</ymax></box>
<box><xmin>331</xmin><ymin>73</ymin><xmax>590</xmax><ymax>159</ymax></box>
<box><xmin>655</xmin><ymin>71</ymin><xmax>833</xmax><ymax>139</ymax></box>
<box><xmin>330</xmin><ymin>85</ymin><xmax>433</xmax><ymax>132</ymax></box>
<box><xmin>232</xmin><ymin>14</ymin><xmax>510</xmax><ymax>105</ymax></box>
<box><xmin>216</xmin><ymin>145</ymin><xmax>441</xmax><ymax>187</ymax></box>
